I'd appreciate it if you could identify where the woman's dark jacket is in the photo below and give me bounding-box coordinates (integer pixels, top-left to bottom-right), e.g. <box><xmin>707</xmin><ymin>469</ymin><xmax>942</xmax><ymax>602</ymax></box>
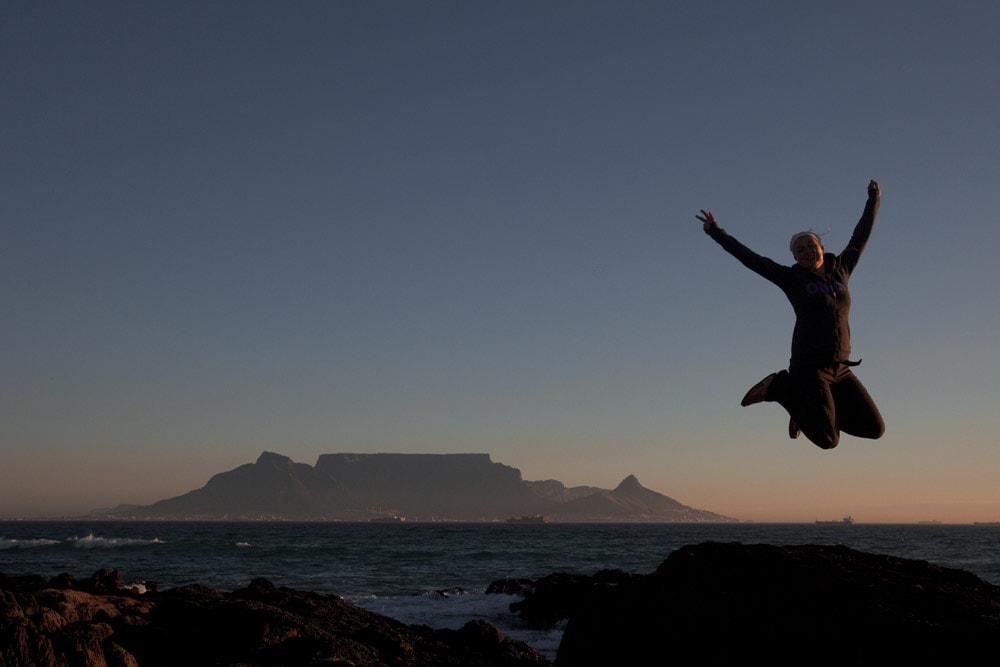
<box><xmin>704</xmin><ymin>192</ymin><xmax>879</xmax><ymax>368</ymax></box>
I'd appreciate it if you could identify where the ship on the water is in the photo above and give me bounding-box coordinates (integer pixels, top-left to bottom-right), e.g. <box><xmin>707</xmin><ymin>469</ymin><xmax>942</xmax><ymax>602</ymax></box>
<box><xmin>816</xmin><ymin>516</ymin><xmax>854</xmax><ymax>525</ymax></box>
<box><xmin>506</xmin><ymin>515</ymin><xmax>549</xmax><ymax>524</ymax></box>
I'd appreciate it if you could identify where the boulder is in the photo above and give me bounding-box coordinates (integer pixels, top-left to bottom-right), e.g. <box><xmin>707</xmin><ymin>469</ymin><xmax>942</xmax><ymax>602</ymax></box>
<box><xmin>0</xmin><ymin>572</ymin><xmax>547</xmax><ymax>666</ymax></box>
<box><xmin>551</xmin><ymin>542</ymin><xmax>1000</xmax><ymax>665</ymax></box>
<box><xmin>489</xmin><ymin>570</ymin><xmax>639</xmax><ymax>629</ymax></box>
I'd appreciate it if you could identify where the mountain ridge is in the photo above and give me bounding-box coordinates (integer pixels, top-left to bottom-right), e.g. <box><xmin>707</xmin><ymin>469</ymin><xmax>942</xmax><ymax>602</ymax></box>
<box><xmin>97</xmin><ymin>452</ymin><xmax>738</xmax><ymax>523</ymax></box>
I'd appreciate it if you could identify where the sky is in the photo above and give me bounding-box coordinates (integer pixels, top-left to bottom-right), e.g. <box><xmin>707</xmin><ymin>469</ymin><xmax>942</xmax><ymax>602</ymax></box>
<box><xmin>3</xmin><ymin>0</ymin><xmax>999</xmax><ymax>523</ymax></box>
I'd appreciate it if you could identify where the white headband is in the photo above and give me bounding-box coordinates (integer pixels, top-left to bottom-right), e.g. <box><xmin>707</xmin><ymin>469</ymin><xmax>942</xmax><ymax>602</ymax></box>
<box><xmin>789</xmin><ymin>231</ymin><xmax>821</xmax><ymax>252</ymax></box>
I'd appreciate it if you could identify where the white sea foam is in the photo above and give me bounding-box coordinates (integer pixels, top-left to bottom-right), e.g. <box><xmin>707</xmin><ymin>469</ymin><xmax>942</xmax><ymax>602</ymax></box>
<box><xmin>235</xmin><ymin>542</ymin><xmax>253</xmax><ymax>548</ymax></box>
<box><xmin>70</xmin><ymin>533</ymin><xmax>165</xmax><ymax>549</ymax></box>
<box><xmin>0</xmin><ymin>537</ymin><xmax>60</xmax><ymax>550</ymax></box>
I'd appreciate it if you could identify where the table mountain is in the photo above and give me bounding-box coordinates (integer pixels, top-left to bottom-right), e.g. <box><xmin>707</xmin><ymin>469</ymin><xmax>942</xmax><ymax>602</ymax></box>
<box><xmin>98</xmin><ymin>452</ymin><xmax>736</xmax><ymax>522</ymax></box>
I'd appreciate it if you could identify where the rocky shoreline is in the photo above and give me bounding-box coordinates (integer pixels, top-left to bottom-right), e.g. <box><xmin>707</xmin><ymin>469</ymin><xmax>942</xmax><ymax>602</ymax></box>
<box><xmin>0</xmin><ymin>568</ymin><xmax>545</xmax><ymax>667</ymax></box>
<box><xmin>4</xmin><ymin>542</ymin><xmax>1000</xmax><ymax>666</ymax></box>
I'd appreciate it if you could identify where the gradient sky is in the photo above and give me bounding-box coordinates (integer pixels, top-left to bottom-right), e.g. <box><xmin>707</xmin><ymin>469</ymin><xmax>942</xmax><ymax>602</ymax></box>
<box><xmin>3</xmin><ymin>1</ymin><xmax>999</xmax><ymax>522</ymax></box>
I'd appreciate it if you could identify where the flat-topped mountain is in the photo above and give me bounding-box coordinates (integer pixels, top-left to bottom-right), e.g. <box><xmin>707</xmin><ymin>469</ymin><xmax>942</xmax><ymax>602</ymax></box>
<box><xmin>100</xmin><ymin>452</ymin><xmax>737</xmax><ymax>523</ymax></box>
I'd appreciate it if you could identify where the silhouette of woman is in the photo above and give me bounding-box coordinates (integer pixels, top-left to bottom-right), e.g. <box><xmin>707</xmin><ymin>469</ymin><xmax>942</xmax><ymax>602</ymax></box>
<box><xmin>696</xmin><ymin>181</ymin><xmax>885</xmax><ymax>449</ymax></box>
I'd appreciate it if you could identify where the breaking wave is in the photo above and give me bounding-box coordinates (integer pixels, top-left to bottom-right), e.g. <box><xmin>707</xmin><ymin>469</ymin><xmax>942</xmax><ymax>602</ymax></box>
<box><xmin>0</xmin><ymin>537</ymin><xmax>61</xmax><ymax>550</ymax></box>
<box><xmin>0</xmin><ymin>533</ymin><xmax>164</xmax><ymax>551</ymax></box>
<box><xmin>69</xmin><ymin>533</ymin><xmax>165</xmax><ymax>549</ymax></box>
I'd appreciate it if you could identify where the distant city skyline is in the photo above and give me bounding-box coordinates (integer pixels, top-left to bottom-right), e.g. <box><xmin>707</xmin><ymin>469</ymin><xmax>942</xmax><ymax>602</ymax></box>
<box><xmin>3</xmin><ymin>1</ymin><xmax>1000</xmax><ymax>523</ymax></box>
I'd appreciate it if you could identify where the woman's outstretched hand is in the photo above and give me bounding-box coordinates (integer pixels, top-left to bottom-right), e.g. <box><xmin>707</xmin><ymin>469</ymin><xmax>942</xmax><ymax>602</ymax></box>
<box><xmin>868</xmin><ymin>180</ymin><xmax>880</xmax><ymax>198</ymax></box>
<box><xmin>696</xmin><ymin>209</ymin><xmax>718</xmax><ymax>232</ymax></box>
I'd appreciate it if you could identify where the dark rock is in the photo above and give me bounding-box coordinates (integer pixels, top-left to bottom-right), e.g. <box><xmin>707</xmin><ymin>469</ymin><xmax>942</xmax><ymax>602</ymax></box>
<box><xmin>84</xmin><ymin>567</ymin><xmax>124</xmax><ymax>594</ymax></box>
<box><xmin>486</xmin><ymin>578</ymin><xmax>536</xmax><ymax>597</ymax></box>
<box><xmin>47</xmin><ymin>572</ymin><xmax>76</xmax><ymax>590</ymax></box>
<box><xmin>505</xmin><ymin>570</ymin><xmax>638</xmax><ymax>629</ymax></box>
<box><xmin>554</xmin><ymin>542</ymin><xmax>1000</xmax><ymax>666</ymax></box>
<box><xmin>0</xmin><ymin>570</ymin><xmax>548</xmax><ymax>666</ymax></box>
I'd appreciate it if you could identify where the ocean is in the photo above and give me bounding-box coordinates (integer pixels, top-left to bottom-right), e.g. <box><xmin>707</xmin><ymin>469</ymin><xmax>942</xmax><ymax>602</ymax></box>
<box><xmin>3</xmin><ymin>521</ymin><xmax>1000</xmax><ymax>660</ymax></box>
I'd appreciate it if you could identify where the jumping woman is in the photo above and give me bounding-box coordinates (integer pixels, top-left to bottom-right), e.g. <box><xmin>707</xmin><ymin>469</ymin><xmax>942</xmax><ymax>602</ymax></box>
<box><xmin>696</xmin><ymin>180</ymin><xmax>885</xmax><ymax>449</ymax></box>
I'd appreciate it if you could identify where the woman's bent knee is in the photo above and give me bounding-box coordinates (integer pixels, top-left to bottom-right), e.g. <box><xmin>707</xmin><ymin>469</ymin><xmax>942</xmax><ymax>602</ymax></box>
<box><xmin>806</xmin><ymin>432</ymin><xmax>839</xmax><ymax>449</ymax></box>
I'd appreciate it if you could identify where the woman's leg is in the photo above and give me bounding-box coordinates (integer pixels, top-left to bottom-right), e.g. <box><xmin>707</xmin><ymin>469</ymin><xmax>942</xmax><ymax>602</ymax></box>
<box><xmin>769</xmin><ymin>368</ymin><xmax>840</xmax><ymax>449</ymax></box>
<box><xmin>831</xmin><ymin>370</ymin><xmax>885</xmax><ymax>439</ymax></box>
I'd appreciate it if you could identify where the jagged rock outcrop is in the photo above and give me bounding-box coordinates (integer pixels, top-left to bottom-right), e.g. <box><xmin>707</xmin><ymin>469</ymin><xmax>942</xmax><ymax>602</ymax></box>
<box><xmin>492</xmin><ymin>542</ymin><xmax>1000</xmax><ymax>666</ymax></box>
<box><xmin>0</xmin><ymin>569</ymin><xmax>547</xmax><ymax>667</ymax></box>
<box><xmin>102</xmin><ymin>452</ymin><xmax>737</xmax><ymax>522</ymax></box>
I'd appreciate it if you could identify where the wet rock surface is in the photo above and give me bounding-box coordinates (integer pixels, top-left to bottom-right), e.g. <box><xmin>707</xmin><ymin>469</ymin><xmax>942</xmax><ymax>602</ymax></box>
<box><xmin>0</xmin><ymin>569</ymin><xmax>546</xmax><ymax>666</ymax></box>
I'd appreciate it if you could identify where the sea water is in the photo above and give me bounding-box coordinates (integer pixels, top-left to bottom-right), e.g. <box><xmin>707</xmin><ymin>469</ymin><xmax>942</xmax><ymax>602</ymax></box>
<box><xmin>3</xmin><ymin>521</ymin><xmax>1000</xmax><ymax>660</ymax></box>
